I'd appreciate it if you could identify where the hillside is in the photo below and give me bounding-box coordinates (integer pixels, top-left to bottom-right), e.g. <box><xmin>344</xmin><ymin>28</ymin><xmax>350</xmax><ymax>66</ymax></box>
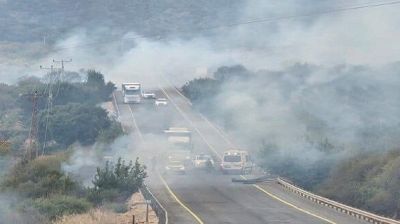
<box><xmin>0</xmin><ymin>0</ymin><xmax>242</xmax><ymax>43</ymax></box>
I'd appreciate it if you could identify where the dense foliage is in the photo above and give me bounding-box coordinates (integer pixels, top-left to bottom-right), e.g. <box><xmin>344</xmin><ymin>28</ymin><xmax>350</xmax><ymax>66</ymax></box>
<box><xmin>182</xmin><ymin>78</ymin><xmax>219</xmax><ymax>104</ymax></box>
<box><xmin>38</xmin><ymin>103</ymin><xmax>111</xmax><ymax>146</ymax></box>
<box><xmin>0</xmin><ymin>69</ymin><xmax>127</xmax><ymax>222</ymax></box>
<box><xmin>88</xmin><ymin>158</ymin><xmax>147</xmax><ymax>205</ymax></box>
<box><xmin>32</xmin><ymin>196</ymin><xmax>91</xmax><ymax>220</ymax></box>
<box><xmin>318</xmin><ymin>150</ymin><xmax>400</xmax><ymax>218</ymax></box>
<box><xmin>181</xmin><ymin>64</ymin><xmax>250</xmax><ymax>115</ymax></box>
<box><xmin>0</xmin><ymin>70</ymin><xmax>120</xmax><ymax>154</ymax></box>
<box><xmin>18</xmin><ymin>70</ymin><xmax>115</xmax><ymax>115</ymax></box>
<box><xmin>2</xmin><ymin>155</ymin><xmax>79</xmax><ymax>198</ymax></box>
<box><xmin>1</xmin><ymin>154</ymin><xmax>147</xmax><ymax>220</ymax></box>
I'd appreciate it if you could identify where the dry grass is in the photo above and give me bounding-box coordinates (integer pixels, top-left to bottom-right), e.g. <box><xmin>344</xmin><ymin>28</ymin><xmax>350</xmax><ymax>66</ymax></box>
<box><xmin>55</xmin><ymin>209</ymin><xmax>118</xmax><ymax>224</ymax></box>
<box><xmin>54</xmin><ymin>192</ymin><xmax>159</xmax><ymax>224</ymax></box>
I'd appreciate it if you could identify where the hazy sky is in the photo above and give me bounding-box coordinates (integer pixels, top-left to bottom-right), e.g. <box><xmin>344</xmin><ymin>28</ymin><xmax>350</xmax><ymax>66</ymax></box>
<box><xmin>1</xmin><ymin>0</ymin><xmax>400</xmax><ymax>84</ymax></box>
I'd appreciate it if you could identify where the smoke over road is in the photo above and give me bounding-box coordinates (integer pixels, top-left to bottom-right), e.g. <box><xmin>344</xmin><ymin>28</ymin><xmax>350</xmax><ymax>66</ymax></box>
<box><xmin>2</xmin><ymin>0</ymin><xmax>399</xmax><ymax>187</ymax></box>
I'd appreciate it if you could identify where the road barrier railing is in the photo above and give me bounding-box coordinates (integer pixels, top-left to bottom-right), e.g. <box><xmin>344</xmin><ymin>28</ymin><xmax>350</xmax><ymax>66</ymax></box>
<box><xmin>112</xmin><ymin>92</ymin><xmax>120</xmax><ymax>118</ymax></box>
<box><xmin>277</xmin><ymin>178</ymin><xmax>400</xmax><ymax>224</ymax></box>
<box><xmin>140</xmin><ymin>184</ymin><xmax>168</xmax><ymax>224</ymax></box>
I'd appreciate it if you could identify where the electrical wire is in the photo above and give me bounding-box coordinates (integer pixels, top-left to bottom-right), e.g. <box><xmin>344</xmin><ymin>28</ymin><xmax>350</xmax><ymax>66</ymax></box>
<box><xmin>49</xmin><ymin>0</ymin><xmax>400</xmax><ymax>52</ymax></box>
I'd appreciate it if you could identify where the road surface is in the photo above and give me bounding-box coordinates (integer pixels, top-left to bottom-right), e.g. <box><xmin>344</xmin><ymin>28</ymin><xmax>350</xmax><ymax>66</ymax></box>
<box><xmin>114</xmin><ymin>87</ymin><xmax>368</xmax><ymax>224</ymax></box>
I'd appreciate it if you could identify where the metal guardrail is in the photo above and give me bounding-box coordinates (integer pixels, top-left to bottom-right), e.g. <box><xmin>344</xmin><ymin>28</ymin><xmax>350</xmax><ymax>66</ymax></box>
<box><xmin>140</xmin><ymin>184</ymin><xmax>168</xmax><ymax>224</ymax></box>
<box><xmin>112</xmin><ymin>92</ymin><xmax>166</xmax><ymax>223</ymax></box>
<box><xmin>277</xmin><ymin>178</ymin><xmax>400</xmax><ymax>224</ymax></box>
<box><xmin>112</xmin><ymin>92</ymin><xmax>120</xmax><ymax>118</ymax></box>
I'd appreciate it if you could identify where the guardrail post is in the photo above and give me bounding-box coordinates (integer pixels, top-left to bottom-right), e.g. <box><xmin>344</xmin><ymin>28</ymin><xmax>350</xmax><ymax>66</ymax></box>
<box><xmin>146</xmin><ymin>200</ymin><xmax>150</xmax><ymax>223</ymax></box>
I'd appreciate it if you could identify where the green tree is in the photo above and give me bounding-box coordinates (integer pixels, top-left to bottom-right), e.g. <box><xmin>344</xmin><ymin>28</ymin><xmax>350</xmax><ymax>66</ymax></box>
<box><xmin>85</xmin><ymin>70</ymin><xmax>115</xmax><ymax>101</ymax></box>
<box><xmin>88</xmin><ymin>157</ymin><xmax>147</xmax><ymax>204</ymax></box>
<box><xmin>86</xmin><ymin>70</ymin><xmax>105</xmax><ymax>89</ymax></box>
<box><xmin>181</xmin><ymin>77</ymin><xmax>219</xmax><ymax>103</ymax></box>
<box><xmin>38</xmin><ymin>103</ymin><xmax>111</xmax><ymax>146</ymax></box>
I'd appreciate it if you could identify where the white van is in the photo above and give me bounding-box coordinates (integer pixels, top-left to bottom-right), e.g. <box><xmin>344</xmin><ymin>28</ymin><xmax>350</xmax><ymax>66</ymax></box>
<box><xmin>220</xmin><ymin>150</ymin><xmax>253</xmax><ymax>174</ymax></box>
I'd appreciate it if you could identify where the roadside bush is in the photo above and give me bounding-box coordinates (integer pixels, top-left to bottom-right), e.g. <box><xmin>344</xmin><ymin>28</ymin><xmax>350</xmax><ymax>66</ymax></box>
<box><xmin>32</xmin><ymin>195</ymin><xmax>91</xmax><ymax>220</ymax></box>
<box><xmin>88</xmin><ymin>157</ymin><xmax>147</xmax><ymax>204</ymax></box>
<box><xmin>96</xmin><ymin>120</ymin><xmax>124</xmax><ymax>144</ymax></box>
<box><xmin>2</xmin><ymin>154</ymin><xmax>79</xmax><ymax>198</ymax></box>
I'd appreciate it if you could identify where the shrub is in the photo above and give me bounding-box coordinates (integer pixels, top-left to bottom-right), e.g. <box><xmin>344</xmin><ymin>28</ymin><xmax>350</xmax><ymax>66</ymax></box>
<box><xmin>88</xmin><ymin>157</ymin><xmax>147</xmax><ymax>204</ymax></box>
<box><xmin>96</xmin><ymin>120</ymin><xmax>124</xmax><ymax>144</ymax></box>
<box><xmin>2</xmin><ymin>154</ymin><xmax>79</xmax><ymax>198</ymax></box>
<box><xmin>32</xmin><ymin>195</ymin><xmax>91</xmax><ymax>220</ymax></box>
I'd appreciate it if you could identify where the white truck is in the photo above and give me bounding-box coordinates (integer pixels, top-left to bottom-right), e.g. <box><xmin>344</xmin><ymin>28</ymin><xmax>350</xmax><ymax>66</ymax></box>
<box><xmin>164</xmin><ymin>127</ymin><xmax>192</xmax><ymax>151</ymax></box>
<box><xmin>122</xmin><ymin>83</ymin><xmax>141</xmax><ymax>104</ymax></box>
<box><xmin>164</xmin><ymin>127</ymin><xmax>192</xmax><ymax>166</ymax></box>
<box><xmin>220</xmin><ymin>150</ymin><xmax>253</xmax><ymax>174</ymax></box>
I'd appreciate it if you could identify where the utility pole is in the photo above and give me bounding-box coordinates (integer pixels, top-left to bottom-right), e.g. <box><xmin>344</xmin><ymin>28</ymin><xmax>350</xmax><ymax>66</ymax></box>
<box><xmin>40</xmin><ymin>65</ymin><xmax>55</xmax><ymax>156</ymax></box>
<box><xmin>53</xmin><ymin>59</ymin><xmax>72</xmax><ymax>72</ymax></box>
<box><xmin>40</xmin><ymin>65</ymin><xmax>54</xmax><ymax>75</ymax></box>
<box><xmin>53</xmin><ymin>59</ymin><xmax>71</xmax><ymax>83</ymax></box>
<box><xmin>27</xmin><ymin>91</ymin><xmax>41</xmax><ymax>160</ymax></box>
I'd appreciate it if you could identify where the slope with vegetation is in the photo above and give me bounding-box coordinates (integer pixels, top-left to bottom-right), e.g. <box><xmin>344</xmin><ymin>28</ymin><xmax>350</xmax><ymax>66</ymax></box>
<box><xmin>0</xmin><ymin>70</ymin><xmax>146</xmax><ymax>223</ymax></box>
<box><xmin>181</xmin><ymin>64</ymin><xmax>400</xmax><ymax>219</ymax></box>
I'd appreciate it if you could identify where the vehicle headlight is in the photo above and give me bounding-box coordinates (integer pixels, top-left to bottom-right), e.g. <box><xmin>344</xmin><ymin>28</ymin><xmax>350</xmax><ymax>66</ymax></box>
<box><xmin>179</xmin><ymin>167</ymin><xmax>185</xmax><ymax>170</ymax></box>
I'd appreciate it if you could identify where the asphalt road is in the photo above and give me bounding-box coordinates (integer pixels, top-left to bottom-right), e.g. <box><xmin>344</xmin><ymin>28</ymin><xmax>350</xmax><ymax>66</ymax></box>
<box><xmin>114</xmin><ymin>88</ymin><xmax>368</xmax><ymax>224</ymax></box>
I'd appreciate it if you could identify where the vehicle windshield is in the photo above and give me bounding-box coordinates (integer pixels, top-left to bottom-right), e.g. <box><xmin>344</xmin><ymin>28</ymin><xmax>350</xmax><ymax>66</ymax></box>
<box><xmin>223</xmin><ymin>155</ymin><xmax>241</xmax><ymax>162</ymax></box>
<box><xmin>197</xmin><ymin>155</ymin><xmax>210</xmax><ymax>160</ymax></box>
<box><xmin>169</xmin><ymin>161</ymin><xmax>183</xmax><ymax>166</ymax></box>
<box><xmin>125</xmin><ymin>89</ymin><xmax>140</xmax><ymax>95</ymax></box>
<box><xmin>157</xmin><ymin>98</ymin><xmax>167</xmax><ymax>101</ymax></box>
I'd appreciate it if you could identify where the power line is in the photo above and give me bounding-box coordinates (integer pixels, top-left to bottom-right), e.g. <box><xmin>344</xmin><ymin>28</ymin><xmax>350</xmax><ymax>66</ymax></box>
<box><xmin>40</xmin><ymin>65</ymin><xmax>55</xmax><ymax>156</ymax></box>
<box><xmin>38</xmin><ymin>59</ymin><xmax>71</xmax><ymax>155</ymax></box>
<box><xmin>0</xmin><ymin>0</ymin><xmax>394</xmax><ymax>27</ymax></box>
<box><xmin>50</xmin><ymin>0</ymin><xmax>400</xmax><ymax>52</ymax></box>
<box><xmin>196</xmin><ymin>0</ymin><xmax>400</xmax><ymax>31</ymax></box>
<box><xmin>24</xmin><ymin>91</ymin><xmax>42</xmax><ymax>161</ymax></box>
<box><xmin>52</xmin><ymin>59</ymin><xmax>72</xmax><ymax>98</ymax></box>
<box><xmin>53</xmin><ymin>59</ymin><xmax>72</xmax><ymax>72</ymax></box>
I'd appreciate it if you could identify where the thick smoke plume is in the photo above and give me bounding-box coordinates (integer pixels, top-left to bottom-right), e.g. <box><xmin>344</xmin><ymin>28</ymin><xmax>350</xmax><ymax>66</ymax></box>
<box><xmin>1</xmin><ymin>0</ymin><xmax>400</xmax><ymax>186</ymax></box>
<box><xmin>38</xmin><ymin>1</ymin><xmax>400</xmax><ymax>176</ymax></box>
